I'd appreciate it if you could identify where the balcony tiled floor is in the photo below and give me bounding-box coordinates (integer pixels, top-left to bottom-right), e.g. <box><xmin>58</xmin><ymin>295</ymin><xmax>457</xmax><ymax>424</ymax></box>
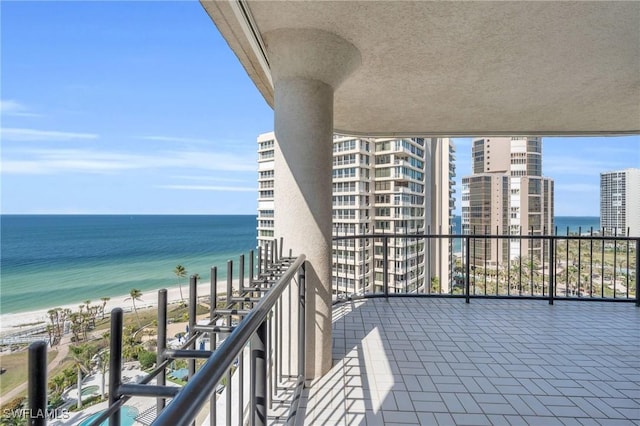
<box><xmin>296</xmin><ymin>298</ymin><xmax>640</xmax><ymax>425</ymax></box>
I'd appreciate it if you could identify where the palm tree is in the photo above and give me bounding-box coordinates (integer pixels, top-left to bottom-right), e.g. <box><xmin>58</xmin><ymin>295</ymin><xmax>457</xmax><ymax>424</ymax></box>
<box><xmin>93</xmin><ymin>351</ymin><xmax>110</xmax><ymax>399</ymax></box>
<box><xmin>47</xmin><ymin>308</ymin><xmax>62</xmax><ymax>345</ymax></box>
<box><xmin>173</xmin><ymin>265</ymin><xmax>187</xmax><ymax>304</ymax></box>
<box><xmin>125</xmin><ymin>289</ymin><xmax>143</xmax><ymax>328</ymax></box>
<box><xmin>100</xmin><ymin>297</ymin><xmax>110</xmax><ymax>319</ymax></box>
<box><xmin>66</xmin><ymin>344</ymin><xmax>97</xmax><ymax>409</ymax></box>
<box><xmin>49</xmin><ymin>373</ymin><xmax>67</xmax><ymax>396</ymax></box>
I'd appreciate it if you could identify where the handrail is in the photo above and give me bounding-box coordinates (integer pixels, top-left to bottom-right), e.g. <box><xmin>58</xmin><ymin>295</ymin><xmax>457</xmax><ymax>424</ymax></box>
<box><xmin>332</xmin><ymin>232</ymin><xmax>639</xmax><ymax>306</ymax></box>
<box><xmin>334</xmin><ymin>232</ymin><xmax>640</xmax><ymax>242</ymax></box>
<box><xmin>154</xmin><ymin>254</ymin><xmax>306</xmax><ymax>426</ymax></box>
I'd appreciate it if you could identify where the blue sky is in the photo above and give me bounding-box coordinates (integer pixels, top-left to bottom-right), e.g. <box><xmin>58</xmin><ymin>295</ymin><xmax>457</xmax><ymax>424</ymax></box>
<box><xmin>1</xmin><ymin>2</ymin><xmax>638</xmax><ymax>216</ymax></box>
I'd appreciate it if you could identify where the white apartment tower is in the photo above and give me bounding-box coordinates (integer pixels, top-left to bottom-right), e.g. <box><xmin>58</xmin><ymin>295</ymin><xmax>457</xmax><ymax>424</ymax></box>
<box><xmin>257</xmin><ymin>132</ymin><xmax>456</xmax><ymax>294</ymax></box>
<box><xmin>462</xmin><ymin>137</ymin><xmax>554</xmax><ymax>266</ymax></box>
<box><xmin>600</xmin><ymin>168</ymin><xmax>640</xmax><ymax>237</ymax></box>
<box><xmin>257</xmin><ymin>133</ymin><xmax>275</xmax><ymax>246</ymax></box>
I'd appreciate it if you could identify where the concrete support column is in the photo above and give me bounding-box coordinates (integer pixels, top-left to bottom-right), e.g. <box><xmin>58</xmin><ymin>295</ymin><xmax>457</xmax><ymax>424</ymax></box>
<box><xmin>274</xmin><ymin>78</ymin><xmax>333</xmax><ymax>378</ymax></box>
<box><xmin>266</xmin><ymin>29</ymin><xmax>360</xmax><ymax>378</ymax></box>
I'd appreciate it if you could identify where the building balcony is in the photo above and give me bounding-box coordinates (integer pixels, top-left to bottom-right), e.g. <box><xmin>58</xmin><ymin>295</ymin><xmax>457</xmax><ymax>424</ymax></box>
<box><xmin>27</xmin><ymin>233</ymin><xmax>638</xmax><ymax>425</ymax></box>
<box><xmin>299</xmin><ymin>297</ymin><xmax>639</xmax><ymax>425</ymax></box>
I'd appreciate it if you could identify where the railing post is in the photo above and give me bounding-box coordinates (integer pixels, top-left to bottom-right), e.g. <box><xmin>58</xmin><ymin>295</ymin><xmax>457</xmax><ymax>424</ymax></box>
<box><xmin>28</xmin><ymin>341</ymin><xmax>47</xmax><ymax>426</ymax></box>
<box><xmin>251</xmin><ymin>320</ymin><xmax>268</xmax><ymax>426</ymax></box>
<box><xmin>383</xmin><ymin>236</ymin><xmax>389</xmax><ymax>298</ymax></box>
<box><xmin>189</xmin><ymin>276</ymin><xmax>197</xmax><ymax>383</ymax></box>
<box><xmin>549</xmin><ymin>238</ymin><xmax>555</xmax><ymax>305</ymax></box>
<box><xmin>226</xmin><ymin>261</ymin><xmax>233</xmax><ymax>426</ymax></box>
<box><xmin>210</xmin><ymin>266</ymin><xmax>217</xmax><ymax>426</ymax></box>
<box><xmin>465</xmin><ymin>236</ymin><xmax>471</xmax><ymax>303</ymax></box>
<box><xmin>280</xmin><ymin>236</ymin><xmax>284</xmax><ymax>259</ymax></box>
<box><xmin>157</xmin><ymin>289</ymin><xmax>168</xmax><ymax>413</ymax></box>
<box><xmin>240</xmin><ymin>254</ymin><xmax>245</xmax><ymax>292</ymax></box>
<box><xmin>636</xmin><ymin>239</ymin><xmax>639</xmax><ymax>307</ymax></box>
<box><xmin>298</xmin><ymin>261</ymin><xmax>306</xmax><ymax>380</ymax></box>
<box><xmin>249</xmin><ymin>250</ymin><xmax>255</xmax><ymax>285</ymax></box>
<box><xmin>109</xmin><ymin>308</ymin><xmax>123</xmax><ymax>426</ymax></box>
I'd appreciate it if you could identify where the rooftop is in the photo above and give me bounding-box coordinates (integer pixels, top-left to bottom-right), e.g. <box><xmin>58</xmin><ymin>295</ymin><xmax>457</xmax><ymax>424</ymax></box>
<box><xmin>298</xmin><ymin>298</ymin><xmax>640</xmax><ymax>425</ymax></box>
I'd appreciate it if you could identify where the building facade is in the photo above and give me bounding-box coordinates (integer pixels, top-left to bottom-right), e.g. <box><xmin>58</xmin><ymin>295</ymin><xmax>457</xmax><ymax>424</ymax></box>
<box><xmin>600</xmin><ymin>168</ymin><xmax>640</xmax><ymax>237</ymax></box>
<box><xmin>461</xmin><ymin>137</ymin><xmax>554</xmax><ymax>266</ymax></box>
<box><xmin>257</xmin><ymin>132</ymin><xmax>456</xmax><ymax>294</ymax></box>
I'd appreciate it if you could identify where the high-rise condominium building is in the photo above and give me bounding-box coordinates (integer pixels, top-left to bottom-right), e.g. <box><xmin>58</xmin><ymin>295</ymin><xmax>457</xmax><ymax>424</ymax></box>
<box><xmin>461</xmin><ymin>137</ymin><xmax>554</xmax><ymax>266</ymax></box>
<box><xmin>257</xmin><ymin>132</ymin><xmax>456</xmax><ymax>294</ymax></box>
<box><xmin>600</xmin><ymin>168</ymin><xmax>640</xmax><ymax>237</ymax></box>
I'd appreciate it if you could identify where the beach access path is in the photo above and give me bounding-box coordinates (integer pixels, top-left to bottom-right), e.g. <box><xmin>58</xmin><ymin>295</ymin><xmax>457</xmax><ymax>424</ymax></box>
<box><xmin>2</xmin><ymin>336</ymin><xmax>70</xmax><ymax>403</ymax></box>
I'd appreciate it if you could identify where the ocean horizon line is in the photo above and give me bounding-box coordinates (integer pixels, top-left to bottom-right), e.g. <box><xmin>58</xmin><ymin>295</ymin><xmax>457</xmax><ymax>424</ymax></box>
<box><xmin>1</xmin><ymin>213</ymin><xmax>600</xmax><ymax>217</ymax></box>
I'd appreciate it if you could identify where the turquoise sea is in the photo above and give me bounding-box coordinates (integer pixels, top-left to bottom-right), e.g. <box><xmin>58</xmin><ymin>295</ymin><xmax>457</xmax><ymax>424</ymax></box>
<box><xmin>452</xmin><ymin>216</ymin><xmax>601</xmax><ymax>234</ymax></box>
<box><xmin>0</xmin><ymin>215</ymin><xmax>257</xmax><ymax>314</ymax></box>
<box><xmin>0</xmin><ymin>215</ymin><xmax>600</xmax><ymax>314</ymax></box>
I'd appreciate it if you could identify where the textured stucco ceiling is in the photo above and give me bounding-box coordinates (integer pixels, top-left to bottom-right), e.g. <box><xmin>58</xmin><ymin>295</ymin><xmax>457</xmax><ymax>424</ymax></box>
<box><xmin>201</xmin><ymin>1</ymin><xmax>640</xmax><ymax>136</ymax></box>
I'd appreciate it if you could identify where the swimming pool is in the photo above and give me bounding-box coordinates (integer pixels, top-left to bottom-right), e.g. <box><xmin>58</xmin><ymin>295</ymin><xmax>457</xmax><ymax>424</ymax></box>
<box><xmin>80</xmin><ymin>385</ymin><xmax>99</xmax><ymax>397</ymax></box>
<box><xmin>78</xmin><ymin>406</ymin><xmax>138</xmax><ymax>426</ymax></box>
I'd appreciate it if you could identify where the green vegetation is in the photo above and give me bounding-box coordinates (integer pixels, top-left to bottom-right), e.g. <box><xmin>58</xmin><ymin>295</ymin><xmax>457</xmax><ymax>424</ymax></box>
<box><xmin>65</xmin><ymin>343</ymin><xmax>99</xmax><ymax>409</ymax></box>
<box><xmin>138</xmin><ymin>350</ymin><xmax>156</xmax><ymax>370</ymax></box>
<box><xmin>125</xmin><ymin>289</ymin><xmax>144</xmax><ymax>328</ymax></box>
<box><xmin>0</xmin><ymin>350</ymin><xmax>57</xmax><ymax>396</ymax></box>
<box><xmin>466</xmin><ymin>238</ymin><xmax>636</xmax><ymax>298</ymax></box>
<box><xmin>173</xmin><ymin>264</ymin><xmax>187</xmax><ymax>305</ymax></box>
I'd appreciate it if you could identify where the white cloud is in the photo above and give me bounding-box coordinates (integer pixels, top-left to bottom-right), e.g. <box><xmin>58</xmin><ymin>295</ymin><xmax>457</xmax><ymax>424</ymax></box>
<box><xmin>157</xmin><ymin>184</ymin><xmax>256</xmax><ymax>192</ymax></box>
<box><xmin>1</xmin><ymin>127</ymin><xmax>98</xmax><ymax>142</ymax></box>
<box><xmin>170</xmin><ymin>175</ymin><xmax>248</xmax><ymax>183</ymax></box>
<box><xmin>0</xmin><ymin>100</ymin><xmax>41</xmax><ymax>117</ymax></box>
<box><xmin>142</xmin><ymin>135</ymin><xmax>212</xmax><ymax>144</ymax></box>
<box><xmin>1</xmin><ymin>147</ymin><xmax>255</xmax><ymax>175</ymax></box>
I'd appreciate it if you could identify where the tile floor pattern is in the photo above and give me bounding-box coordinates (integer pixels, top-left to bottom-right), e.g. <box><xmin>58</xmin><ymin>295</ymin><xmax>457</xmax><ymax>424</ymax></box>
<box><xmin>295</xmin><ymin>298</ymin><xmax>640</xmax><ymax>425</ymax></box>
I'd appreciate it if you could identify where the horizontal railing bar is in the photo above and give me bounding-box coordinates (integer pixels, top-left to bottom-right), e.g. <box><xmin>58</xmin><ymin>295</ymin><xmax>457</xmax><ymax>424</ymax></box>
<box><xmin>333</xmin><ymin>233</ymin><xmax>640</xmax><ymax>242</ymax></box>
<box><xmin>119</xmin><ymin>384</ymin><xmax>180</xmax><ymax>398</ymax></box>
<box><xmin>230</xmin><ymin>296</ymin><xmax>263</xmax><ymax>302</ymax></box>
<box><xmin>242</xmin><ymin>286</ymin><xmax>272</xmax><ymax>292</ymax></box>
<box><xmin>154</xmin><ymin>254</ymin><xmax>306</xmax><ymax>426</ymax></box>
<box><xmin>164</xmin><ymin>349</ymin><xmax>213</xmax><ymax>359</ymax></box>
<box><xmin>193</xmin><ymin>325</ymin><xmax>236</xmax><ymax>333</ymax></box>
<box><xmin>214</xmin><ymin>308</ymin><xmax>251</xmax><ymax>315</ymax></box>
<box><xmin>335</xmin><ymin>293</ymin><xmax>635</xmax><ymax>304</ymax></box>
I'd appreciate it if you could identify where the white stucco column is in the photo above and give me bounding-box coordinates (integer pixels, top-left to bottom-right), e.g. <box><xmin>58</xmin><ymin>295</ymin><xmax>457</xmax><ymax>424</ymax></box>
<box><xmin>266</xmin><ymin>29</ymin><xmax>360</xmax><ymax>378</ymax></box>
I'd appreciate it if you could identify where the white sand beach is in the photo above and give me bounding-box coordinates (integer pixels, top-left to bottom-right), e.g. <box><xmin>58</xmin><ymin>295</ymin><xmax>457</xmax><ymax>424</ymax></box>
<box><xmin>0</xmin><ymin>280</ymin><xmax>242</xmax><ymax>334</ymax></box>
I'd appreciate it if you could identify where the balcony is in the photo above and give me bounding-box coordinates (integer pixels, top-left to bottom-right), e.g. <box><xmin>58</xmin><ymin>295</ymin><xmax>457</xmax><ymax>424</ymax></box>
<box><xmin>26</xmin><ymin>233</ymin><xmax>638</xmax><ymax>425</ymax></box>
<box><xmin>300</xmin><ymin>297</ymin><xmax>639</xmax><ymax>425</ymax></box>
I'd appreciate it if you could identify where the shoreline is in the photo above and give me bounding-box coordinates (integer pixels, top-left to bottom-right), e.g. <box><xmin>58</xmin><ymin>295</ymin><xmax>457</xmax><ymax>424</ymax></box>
<box><xmin>0</xmin><ymin>280</ymin><xmax>241</xmax><ymax>334</ymax></box>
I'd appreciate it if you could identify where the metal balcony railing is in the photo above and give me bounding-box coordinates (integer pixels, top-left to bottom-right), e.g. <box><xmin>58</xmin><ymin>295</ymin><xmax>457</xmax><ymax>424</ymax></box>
<box><xmin>26</xmin><ymin>232</ymin><xmax>638</xmax><ymax>425</ymax></box>
<box><xmin>27</xmin><ymin>240</ymin><xmax>307</xmax><ymax>426</ymax></box>
<box><xmin>332</xmin><ymin>231</ymin><xmax>639</xmax><ymax>305</ymax></box>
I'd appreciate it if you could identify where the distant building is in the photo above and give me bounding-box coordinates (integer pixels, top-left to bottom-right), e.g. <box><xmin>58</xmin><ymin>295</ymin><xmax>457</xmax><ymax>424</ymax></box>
<box><xmin>257</xmin><ymin>132</ymin><xmax>456</xmax><ymax>294</ymax></box>
<box><xmin>257</xmin><ymin>133</ymin><xmax>275</xmax><ymax>245</ymax></box>
<box><xmin>600</xmin><ymin>168</ymin><xmax>640</xmax><ymax>237</ymax></box>
<box><xmin>462</xmin><ymin>137</ymin><xmax>554</xmax><ymax>266</ymax></box>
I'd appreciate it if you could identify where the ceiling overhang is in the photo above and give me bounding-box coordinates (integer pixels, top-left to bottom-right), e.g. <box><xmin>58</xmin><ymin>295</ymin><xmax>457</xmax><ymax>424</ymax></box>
<box><xmin>201</xmin><ymin>1</ymin><xmax>640</xmax><ymax>137</ymax></box>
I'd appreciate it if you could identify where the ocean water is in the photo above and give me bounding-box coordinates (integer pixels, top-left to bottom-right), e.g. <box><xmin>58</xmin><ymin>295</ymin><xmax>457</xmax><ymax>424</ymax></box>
<box><xmin>0</xmin><ymin>215</ymin><xmax>257</xmax><ymax>314</ymax></box>
<box><xmin>451</xmin><ymin>216</ymin><xmax>601</xmax><ymax>234</ymax></box>
<box><xmin>0</xmin><ymin>215</ymin><xmax>600</xmax><ymax>314</ymax></box>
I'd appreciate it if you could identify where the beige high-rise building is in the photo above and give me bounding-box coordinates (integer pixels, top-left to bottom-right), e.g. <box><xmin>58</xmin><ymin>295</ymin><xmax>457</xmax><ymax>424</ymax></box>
<box><xmin>462</xmin><ymin>137</ymin><xmax>554</xmax><ymax>266</ymax></box>
<box><xmin>257</xmin><ymin>132</ymin><xmax>456</xmax><ymax>294</ymax></box>
<box><xmin>600</xmin><ymin>168</ymin><xmax>640</xmax><ymax>237</ymax></box>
